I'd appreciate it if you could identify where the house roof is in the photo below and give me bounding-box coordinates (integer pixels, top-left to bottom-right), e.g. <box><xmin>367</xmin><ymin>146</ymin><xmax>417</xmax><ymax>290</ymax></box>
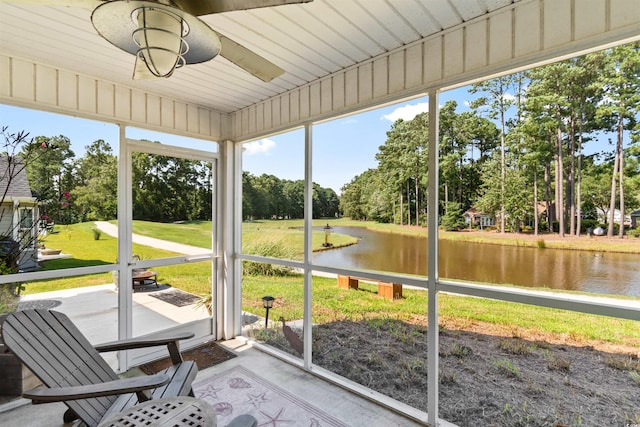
<box><xmin>0</xmin><ymin>156</ymin><xmax>34</xmax><ymax>199</ymax></box>
<box><xmin>463</xmin><ymin>208</ymin><xmax>479</xmax><ymax>217</ymax></box>
<box><xmin>464</xmin><ymin>208</ymin><xmax>494</xmax><ymax>218</ymax></box>
<box><xmin>630</xmin><ymin>209</ymin><xmax>640</xmax><ymax>217</ymax></box>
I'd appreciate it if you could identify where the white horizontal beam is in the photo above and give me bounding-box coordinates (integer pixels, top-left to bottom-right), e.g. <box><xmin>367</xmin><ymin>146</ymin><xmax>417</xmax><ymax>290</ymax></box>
<box><xmin>0</xmin><ymin>54</ymin><xmax>228</xmax><ymax>142</ymax></box>
<box><xmin>439</xmin><ymin>280</ymin><xmax>640</xmax><ymax>321</ymax></box>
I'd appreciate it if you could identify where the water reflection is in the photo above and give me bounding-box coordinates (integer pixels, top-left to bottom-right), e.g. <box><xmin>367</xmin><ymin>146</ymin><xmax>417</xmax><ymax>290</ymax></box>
<box><xmin>312</xmin><ymin>227</ymin><xmax>640</xmax><ymax>297</ymax></box>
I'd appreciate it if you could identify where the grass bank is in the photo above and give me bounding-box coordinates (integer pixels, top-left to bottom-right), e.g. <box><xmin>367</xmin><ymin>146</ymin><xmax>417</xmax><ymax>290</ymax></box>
<box><xmin>329</xmin><ymin>218</ymin><xmax>640</xmax><ymax>254</ymax></box>
<box><xmin>126</xmin><ymin>219</ymin><xmax>358</xmax><ymax>258</ymax></box>
<box><xmin>242</xmin><ymin>274</ymin><xmax>639</xmax><ymax>353</ymax></box>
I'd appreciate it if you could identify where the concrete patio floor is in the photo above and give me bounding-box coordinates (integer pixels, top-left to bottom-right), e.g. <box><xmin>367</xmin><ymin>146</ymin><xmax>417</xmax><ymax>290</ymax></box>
<box><xmin>0</xmin><ymin>284</ymin><xmax>430</xmax><ymax>426</ymax></box>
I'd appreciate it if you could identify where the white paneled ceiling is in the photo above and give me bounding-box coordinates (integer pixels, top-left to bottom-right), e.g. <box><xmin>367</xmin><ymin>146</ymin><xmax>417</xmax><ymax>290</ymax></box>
<box><xmin>1</xmin><ymin>0</ymin><xmax>520</xmax><ymax>114</ymax></box>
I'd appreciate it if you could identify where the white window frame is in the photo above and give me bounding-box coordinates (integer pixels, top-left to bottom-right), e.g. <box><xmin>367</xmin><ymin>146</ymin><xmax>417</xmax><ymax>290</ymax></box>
<box><xmin>116</xmin><ymin>134</ymin><xmax>221</xmax><ymax>370</ymax></box>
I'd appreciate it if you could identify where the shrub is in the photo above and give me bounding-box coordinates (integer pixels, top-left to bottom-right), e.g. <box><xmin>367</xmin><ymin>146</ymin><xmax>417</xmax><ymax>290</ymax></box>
<box><xmin>494</xmin><ymin>358</ymin><xmax>520</xmax><ymax>378</ymax></box>
<box><xmin>604</xmin><ymin>355</ymin><xmax>640</xmax><ymax>371</ymax></box>
<box><xmin>0</xmin><ymin>237</ymin><xmax>20</xmax><ymax>274</ymax></box>
<box><xmin>0</xmin><ymin>283</ymin><xmax>21</xmax><ymax>315</ymax></box>
<box><xmin>546</xmin><ymin>353</ymin><xmax>571</xmax><ymax>372</ymax></box>
<box><xmin>580</xmin><ymin>219</ymin><xmax>599</xmax><ymax>232</ymax></box>
<box><xmin>440</xmin><ymin>202</ymin><xmax>467</xmax><ymax>231</ymax></box>
<box><xmin>499</xmin><ymin>338</ymin><xmax>535</xmax><ymax>355</ymax></box>
<box><xmin>521</xmin><ymin>225</ymin><xmax>533</xmax><ymax>233</ymax></box>
<box><xmin>195</xmin><ymin>293</ymin><xmax>213</xmax><ymax>315</ymax></box>
<box><xmin>605</xmin><ymin>222</ymin><xmax>621</xmax><ymax>234</ymax></box>
<box><xmin>627</xmin><ymin>227</ymin><xmax>640</xmax><ymax>238</ymax></box>
<box><xmin>91</xmin><ymin>228</ymin><xmax>101</xmax><ymax>240</ymax></box>
<box><xmin>242</xmin><ymin>237</ymin><xmax>296</xmax><ymax>276</ymax></box>
<box><xmin>449</xmin><ymin>343</ymin><xmax>473</xmax><ymax>358</ymax></box>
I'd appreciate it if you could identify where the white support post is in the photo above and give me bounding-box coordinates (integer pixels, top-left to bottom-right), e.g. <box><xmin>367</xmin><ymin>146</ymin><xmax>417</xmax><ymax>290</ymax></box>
<box><xmin>427</xmin><ymin>90</ymin><xmax>440</xmax><ymax>425</ymax></box>
<box><xmin>303</xmin><ymin>123</ymin><xmax>313</xmax><ymax>369</ymax></box>
<box><xmin>117</xmin><ymin>124</ymin><xmax>133</xmax><ymax>373</ymax></box>
<box><xmin>220</xmin><ymin>139</ymin><xmax>241</xmax><ymax>339</ymax></box>
<box><xmin>11</xmin><ymin>201</ymin><xmax>19</xmax><ymax>241</ymax></box>
<box><xmin>233</xmin><ymin>141</ymin><xmax>243</xmax><ymax>337</ymax></box>
<box><xmin>212</xmin><ymin>152</ymin><xmax>222</xmax><ymax>340</ymax></box>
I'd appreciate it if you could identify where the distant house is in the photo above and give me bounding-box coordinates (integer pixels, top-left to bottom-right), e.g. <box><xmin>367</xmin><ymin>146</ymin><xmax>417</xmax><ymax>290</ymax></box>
<box><xmin>463</xmin><ymin>207</ymin><xmax>495</xmax><ymax>229</ymax></box>
<box><xmin>525</xmin><ymin>202</ymin><xmax>550</xmax><ymax>228</ymax></box>
<box><xmin>630</xmin><ymin>209</ymin><xmax>640</xmax><ymax>228</ymax></box>
<box><xmin>596</xmin><ymin>208</ymin><xmax>631</xmax><ymax>226</ymax></box>
<box><xmin>0</xmin><ymin>156</ymin><xmax>40</xmax><ymax>271</ymax></box>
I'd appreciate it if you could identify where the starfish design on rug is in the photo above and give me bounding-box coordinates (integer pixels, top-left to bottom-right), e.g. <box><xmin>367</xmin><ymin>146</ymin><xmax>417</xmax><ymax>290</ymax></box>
<box><xmin>246</xmin><ymin>391</ymin><xmax>270</xmax><ymax>408</ymax></box>
<box><xmin>197</xmin><ymin>383</ymin><xmax>224</xmax><ymax>400</ymax></box>
<box><xmin>258</xmin><ymin>407</ymin><xmax>295</xmax><ymax>426</ymax></box>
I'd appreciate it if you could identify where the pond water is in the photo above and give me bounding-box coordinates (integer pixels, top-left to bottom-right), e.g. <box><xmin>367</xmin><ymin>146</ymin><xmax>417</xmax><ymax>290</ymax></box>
<box><xmin>312</xmin><ymin>226</ymin><xmax>640</xmax><ymax>297</ymax></box>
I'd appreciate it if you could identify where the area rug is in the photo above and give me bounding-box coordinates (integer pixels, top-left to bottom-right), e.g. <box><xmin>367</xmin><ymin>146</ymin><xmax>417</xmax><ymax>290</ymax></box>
<box><xmin>148</xmin><ymin>288</ymin><xmax>200</xmax><ymax>307</ymax></box>
<box><xmin>193</xmin><ymin>365</ymin><xmax>348</xmax><ymax>427</ymax></box>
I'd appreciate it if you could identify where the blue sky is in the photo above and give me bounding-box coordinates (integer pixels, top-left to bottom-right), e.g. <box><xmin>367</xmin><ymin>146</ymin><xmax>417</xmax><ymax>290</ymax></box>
<box><xmin>239</xmin><ymin>88</ymin><xmax>474</xmax><ymax>193</ymax></box>
<box><xmin>1</xmin><ymin>85</ymin><xmax>611</xmax><ymax>194</ymax></box>
<box><xmin>240</xmin><ymin>99</ymin><xmax>436</xmax><ymax>192</ymax></box>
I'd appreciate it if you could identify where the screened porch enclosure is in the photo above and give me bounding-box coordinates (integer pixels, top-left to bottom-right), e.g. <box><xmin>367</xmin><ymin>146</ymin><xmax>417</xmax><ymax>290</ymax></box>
<box><xmin>1</xmin><ymin>0</ymin><xmax>639</xmax><ymax>425</ymax></box>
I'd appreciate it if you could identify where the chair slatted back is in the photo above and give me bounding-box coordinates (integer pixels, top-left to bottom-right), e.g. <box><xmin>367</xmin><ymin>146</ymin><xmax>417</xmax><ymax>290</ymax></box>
<box><xmin>2</xmin><ymin>309</ymin><xmax>119</xmax><ymax>426</ymax></box>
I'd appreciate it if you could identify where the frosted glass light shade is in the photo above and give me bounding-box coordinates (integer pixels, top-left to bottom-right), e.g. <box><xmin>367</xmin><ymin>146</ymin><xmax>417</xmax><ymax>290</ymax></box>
<box><xmin>91</xmin><ymin>1</ymin><xmax>221</xmax><ymax>79</ymax></box>
<box><xmin>133</xmin><ymin>7</ymin><xmax>187</xmax><ymax>77</ymax></box>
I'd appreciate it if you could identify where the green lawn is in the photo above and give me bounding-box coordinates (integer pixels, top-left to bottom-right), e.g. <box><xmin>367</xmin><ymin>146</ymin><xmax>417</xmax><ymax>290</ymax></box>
<box><xmin>241</xmin><ymin>274</ymin><xmax>639</xmax><ymax>349</ymax></box>
<box><xmin>27</xmin><ymin>222</ymin><xmax>181</xmax><ymax>294</ymax></box>
<box><xmin>123</xmin><ymin>220</ymin><xmax>213</xmax><ymax>249</ymax></box>
<box><xmin>125</xmin><ymin>219</ymin><xmax>358</xmax><ymax>257</ymax></box>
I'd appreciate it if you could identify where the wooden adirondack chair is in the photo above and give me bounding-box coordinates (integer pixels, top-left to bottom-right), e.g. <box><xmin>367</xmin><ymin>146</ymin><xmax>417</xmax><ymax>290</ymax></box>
<box><xmin>1</xmin><ymin>309</ymin><xmax>199</xmax><ymax>427</ymax></box>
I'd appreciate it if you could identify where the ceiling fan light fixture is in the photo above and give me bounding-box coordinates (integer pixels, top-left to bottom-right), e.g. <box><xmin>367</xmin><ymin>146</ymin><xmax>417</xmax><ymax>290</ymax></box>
<box><xmin>132</xmin><ymin>6</ymin><xmax>188</xmax><ymax>77</ymax></box>
<box><xmin>91</xmin><ymin>0</ymin><xmax>222</xmax><ymax>79</ymax></box>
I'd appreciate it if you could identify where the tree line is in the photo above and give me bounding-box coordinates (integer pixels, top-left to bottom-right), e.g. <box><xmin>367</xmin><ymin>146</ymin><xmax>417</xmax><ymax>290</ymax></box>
<box><xmin>242</xmin><ymin>172</ymin><xmax>340</xmax><ymax>220</ymax></box>
<box><xmin>9</xmin><ymin>137</ymin><xmax>213</xmax><ymax>224</ymax></box>
<box><xmin>340</xmin><ymin>43</ymin><xmax>640</xmax><ymax>237</ymax></box>
<box><xmin>3</xmin><ymin>131</ymin><xmax>340</xmax><ymax>225</ymax></box>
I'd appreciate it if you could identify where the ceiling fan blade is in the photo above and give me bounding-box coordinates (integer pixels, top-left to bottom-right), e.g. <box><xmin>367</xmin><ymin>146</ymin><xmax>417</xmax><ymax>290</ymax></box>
<box><xmin>0</xmin><ymin>0</ymin><xmax>102</xmax><ymax>8</ymax></box>
<box><xmin>216</xmin><ymin>33</ymin><xmax>284</xmax><ymax>82</ymax></box>
<box><xmin>174</xmin><ymin>0</ymin><xmax>312</xmax><ymax>16</ymax></box>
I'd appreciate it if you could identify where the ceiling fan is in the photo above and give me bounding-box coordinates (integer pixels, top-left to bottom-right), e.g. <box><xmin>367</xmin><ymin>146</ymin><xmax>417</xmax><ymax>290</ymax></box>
<box><xmin>2</xmin><ymin>0</ymin><xmax>313</xmax><ymax>81</ymax></box>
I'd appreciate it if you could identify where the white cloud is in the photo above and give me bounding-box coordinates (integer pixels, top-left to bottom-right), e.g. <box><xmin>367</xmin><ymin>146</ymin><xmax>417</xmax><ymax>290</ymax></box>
<box><xmin>243</xmin><ymin>138</ymin><xmax>276</xmax><ymax>155</ymax></box>
<box><xmin>382</xmin><ymin>102</ymin><xmax>429</xmax><ymax>122</ymax></box>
